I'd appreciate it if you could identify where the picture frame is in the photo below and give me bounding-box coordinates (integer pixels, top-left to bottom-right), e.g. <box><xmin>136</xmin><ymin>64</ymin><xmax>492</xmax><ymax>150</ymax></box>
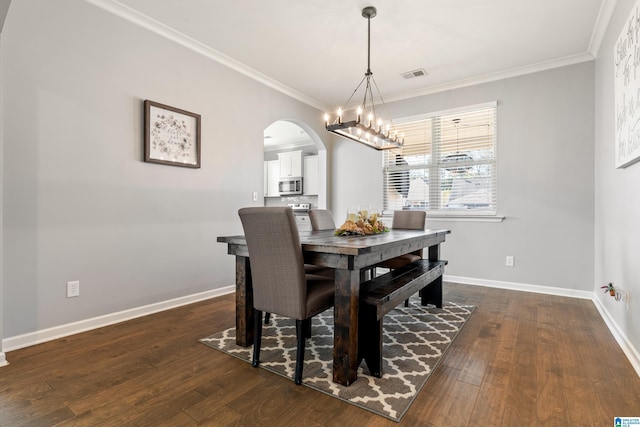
<box><xmin>144</xmin><ymin>100</ymin><xmax>201</xmax><ymax>168</ymax></box>
<box><xmin>614</xmin><ymin>0</ymin><xmax>640</xmax><ymax>169</ymax></box>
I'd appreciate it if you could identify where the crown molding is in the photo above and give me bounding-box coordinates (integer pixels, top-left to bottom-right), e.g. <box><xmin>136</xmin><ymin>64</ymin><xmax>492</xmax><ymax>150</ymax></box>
<box><xmin>264</xmin><ymin>140</ymin><xmax>315</xmax><ymax>153</ymax></box>
<box><xmin>588</xmin><ymin>0</ymin><xmax>618</xmax><ymax>57</ymax></box>
<box><xmin>86</xmin><ymin>0</ymin><xmax>599</xmax><ymax>113</ymax></box>
<box><xmin>83</xmin><ymin>0</ymin><xmax>327</xmax><ymax>111</ymax></box>
<box><xmin>381</xmin><ymin>52</ymin><xmax>596</xmax><ymax>105</ymax></box>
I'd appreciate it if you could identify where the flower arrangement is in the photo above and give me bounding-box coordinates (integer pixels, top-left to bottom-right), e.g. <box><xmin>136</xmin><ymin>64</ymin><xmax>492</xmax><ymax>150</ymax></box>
<box><xmin>335</xmin><ymin>210</ymin><xmax>389</xmax><ymax>236</ymax></box>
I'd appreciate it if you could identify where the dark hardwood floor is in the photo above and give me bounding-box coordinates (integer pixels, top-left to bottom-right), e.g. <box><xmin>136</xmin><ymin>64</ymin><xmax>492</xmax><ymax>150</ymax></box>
<box><xmin>1</xmin><ymin>283</ymin><xmax>639</xmax><ymax>426</ymax></box>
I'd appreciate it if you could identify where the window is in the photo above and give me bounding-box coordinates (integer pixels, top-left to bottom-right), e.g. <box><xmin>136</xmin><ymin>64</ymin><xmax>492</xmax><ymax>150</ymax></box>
<box><xmin>383</xmin><ymin>102</ymin><xmax>497</xmax><ymax>216</ymax></box>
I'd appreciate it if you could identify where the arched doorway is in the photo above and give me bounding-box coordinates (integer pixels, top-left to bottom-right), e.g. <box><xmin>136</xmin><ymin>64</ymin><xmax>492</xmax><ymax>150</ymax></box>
<box><xmin>263</xmin><ymin>120</ymin><xmax>328</xmax><ymax>210</ymax></box>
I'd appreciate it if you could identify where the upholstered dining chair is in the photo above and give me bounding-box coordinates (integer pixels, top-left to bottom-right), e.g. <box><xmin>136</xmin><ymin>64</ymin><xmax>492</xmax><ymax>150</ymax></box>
<box><xmin>308</xmin><ymin>209</ymin><xmax>336</xmax><ymax>231</ymax></box>
<box><xmin>238</xmin><ymin>206</ymin><xmax>335</xmax><ymax>385</ymax></box>
<box><xmin>375</xmin><ymin>210</ymin><xmax>427</xmax><ymax>305</ymax></box>
<box><xmin>306</xmin><ymin>209</ymin><xmax>337</xmax><ymax>278</ymax></box>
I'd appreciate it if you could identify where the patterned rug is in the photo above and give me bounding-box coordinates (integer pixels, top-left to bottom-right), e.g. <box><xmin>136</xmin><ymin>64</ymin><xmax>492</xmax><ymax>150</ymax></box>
<box><xmin>200</xmin><ymin>297</ymin><xmax>474</xmax><ymax>422</ymax></box>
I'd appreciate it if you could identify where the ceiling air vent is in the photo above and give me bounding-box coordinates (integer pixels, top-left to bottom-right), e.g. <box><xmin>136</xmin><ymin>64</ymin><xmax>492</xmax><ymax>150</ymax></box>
<box><xmin>402</xmin><ymin>68</ymin><xmax>428</xmax><ymax>79</ymax></box>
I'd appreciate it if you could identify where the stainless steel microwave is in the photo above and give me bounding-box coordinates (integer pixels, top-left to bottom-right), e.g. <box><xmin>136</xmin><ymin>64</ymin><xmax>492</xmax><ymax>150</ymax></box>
<box><xmin>278</xmin><ymin>177</ymin><xmax>303</xmax><ymax>195</ymax></box>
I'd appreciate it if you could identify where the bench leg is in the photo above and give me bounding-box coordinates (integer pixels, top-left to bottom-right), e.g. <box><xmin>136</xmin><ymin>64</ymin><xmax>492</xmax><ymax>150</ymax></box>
<box><xmin>358</xmin><ymin>307</ymin><xmax>383</xmax><ymax>378</ymax></box>
<box><xmin>420</xmin><ymin>275</ymin><xmax>443</xmax><ymax>308</ymax></box>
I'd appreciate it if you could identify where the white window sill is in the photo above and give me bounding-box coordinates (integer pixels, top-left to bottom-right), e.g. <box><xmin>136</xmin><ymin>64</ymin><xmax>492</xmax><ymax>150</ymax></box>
<box><xmin>380</xmin><ymin>214</ymin><xmax>505</xmax><ymax>223</ymax></box>
<box><xmin>426</xmin><ymin>215</ymin><xmax>505</xmax><ymax>223</ymax></box>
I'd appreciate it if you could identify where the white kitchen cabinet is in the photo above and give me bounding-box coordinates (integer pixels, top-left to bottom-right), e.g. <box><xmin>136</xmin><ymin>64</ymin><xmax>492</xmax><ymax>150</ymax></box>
<box><xmin>303</xmin><ymin>155</ymin><xmax>318</xmax><ymax>195</ymax></box>
<box><xmin>264</xmin><ymin>160</ymin><xmax>280</xmax><ymax>197</ymax></box>
<box><xmin>278</xmin><ymin>150</ymin><xmax>303</xmax><ymax>177</ymax></box>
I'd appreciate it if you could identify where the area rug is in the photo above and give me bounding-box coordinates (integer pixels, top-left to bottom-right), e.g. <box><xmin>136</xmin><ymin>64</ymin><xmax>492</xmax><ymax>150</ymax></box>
<box><xmin>200</xmin><ymin>297</ymin><xmax>474</xmax><ymax>422</ymax></box>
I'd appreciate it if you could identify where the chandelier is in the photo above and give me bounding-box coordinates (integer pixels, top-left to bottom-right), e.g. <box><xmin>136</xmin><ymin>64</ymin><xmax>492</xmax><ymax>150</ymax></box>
<box><xmin>324</xmin><ymin>6</ymin><xmax>404</xmax><ymax>150</ymax></box>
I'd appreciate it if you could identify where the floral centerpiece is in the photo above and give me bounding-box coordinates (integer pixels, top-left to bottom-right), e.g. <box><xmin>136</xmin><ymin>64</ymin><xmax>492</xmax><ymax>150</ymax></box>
<box><xmin>335</xmin><ymin>210</ymin><xmax>389</xmax><ymax>236</ymax></box>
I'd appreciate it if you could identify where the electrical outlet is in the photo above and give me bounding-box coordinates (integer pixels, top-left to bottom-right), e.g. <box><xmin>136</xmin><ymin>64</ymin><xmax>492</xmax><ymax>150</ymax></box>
<box><xmin>506</xmin><ymin>256</ymin><xmax>514</xmax><ymax>267</ymax></box>
<box><xmin>67</xmin><ymin>281</ymin><xmax>80</xmax><ymax>298</ymax></box>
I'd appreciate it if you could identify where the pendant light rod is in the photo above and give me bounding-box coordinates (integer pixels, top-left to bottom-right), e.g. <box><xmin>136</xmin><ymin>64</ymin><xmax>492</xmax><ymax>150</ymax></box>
<box><xmin>324</xmin><ymin>5</ymin><xmax>404</xmax><ymax>150</ymax></box>
<box><xmin>363</xmin><ymin>6</ymin><xmax>376</xmax><ymax>76</ymax></box>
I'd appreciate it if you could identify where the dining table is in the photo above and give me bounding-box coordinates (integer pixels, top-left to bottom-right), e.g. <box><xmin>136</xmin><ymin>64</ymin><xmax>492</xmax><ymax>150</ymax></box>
<box><xmin>217</xmin><ymin>227</ymin><xmax>451</xmax><ymax>386</ymax></box>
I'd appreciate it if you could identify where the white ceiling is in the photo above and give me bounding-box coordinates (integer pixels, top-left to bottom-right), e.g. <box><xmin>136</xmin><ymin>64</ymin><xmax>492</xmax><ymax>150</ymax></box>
<box><xmin>263</xmin><ymin>120</ymin><xmax>315</xmax><ymax>152</ymax></box>
<box><xmin>96</xmin><ymin>0</ymin><xmax>612</xmax><ymax>145</ymax></box>
<box><xmin>107</xmin><ymin>0</ymin><xmax>610</xmax><ymax>110</ymax></box>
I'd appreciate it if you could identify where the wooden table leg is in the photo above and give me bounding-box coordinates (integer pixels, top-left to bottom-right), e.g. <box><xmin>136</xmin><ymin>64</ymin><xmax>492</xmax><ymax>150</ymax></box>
<box><xmin>235</xmin><ymin>256</ymin><xmax>254</xmax><ymax>347</ymax></box>
<box><xmin>422</xmin><ymin>243</ymin><xmax>443</xmax><ymax>308</ymax></box>
<box><xmin>333</xmin><ymin>268</ymin><xmax>361</xmax><ymax>386</ymax></box>
<box><xmin>428</xmin><ymin>243</ymin><xmax>440</xmax><ymax>262</ymax></box>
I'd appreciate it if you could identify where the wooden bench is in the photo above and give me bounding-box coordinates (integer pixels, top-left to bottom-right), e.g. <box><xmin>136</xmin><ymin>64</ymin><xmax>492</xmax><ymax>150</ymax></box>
<box><xmin>358</xmin><ymin>259</ymin><xmax>448</xmax><ymax>377</ymax></box>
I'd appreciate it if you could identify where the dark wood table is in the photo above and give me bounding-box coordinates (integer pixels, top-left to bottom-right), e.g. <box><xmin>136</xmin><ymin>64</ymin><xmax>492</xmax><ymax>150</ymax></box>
<box><xmin>217</xmin><ymin>228</ymin><xmax>450</xmax><ymax>386</ymax></box>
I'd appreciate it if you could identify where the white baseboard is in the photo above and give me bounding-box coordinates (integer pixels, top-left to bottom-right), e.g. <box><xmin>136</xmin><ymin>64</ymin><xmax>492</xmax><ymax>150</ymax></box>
<box><xmin>2</xmin><ymin>285</ymin><xmax>235</xmax><ymax>354</ymax></box>
<box><xmin>0</xmin><ymin>352</ymin><xmax>7</xmax><ymax>367</ymax></box>
<box><xmin>444</xmin><ymin>275</ymin><xmax>593</xmax><ymax>299</ymax></box>
<box><xmin>592</xmin><ymin>297</ymin><xmax>640</xmax><ymax>378</ymax></box>
<box><xmin>445</xmin><ymin>275</ymin><xmax>639</xmax><ymax>378</ymax></box>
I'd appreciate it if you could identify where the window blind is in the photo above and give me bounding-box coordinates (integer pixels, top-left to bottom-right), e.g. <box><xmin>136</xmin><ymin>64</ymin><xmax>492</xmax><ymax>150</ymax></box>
<box><xmin>383</xmin><ymin>103</ymin><xmax>497</xmax><ymax>215</ymax></box>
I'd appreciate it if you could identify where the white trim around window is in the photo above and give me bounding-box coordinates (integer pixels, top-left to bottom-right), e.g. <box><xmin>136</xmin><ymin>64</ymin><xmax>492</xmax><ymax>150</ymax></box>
<box><xmin>383</xmin><ymin>102</ymin><xmax>499</xmax><ymax>219</ymax></box>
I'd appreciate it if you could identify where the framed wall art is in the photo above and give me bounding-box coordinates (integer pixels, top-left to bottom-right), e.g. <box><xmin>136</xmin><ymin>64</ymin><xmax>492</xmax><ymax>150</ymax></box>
<box><xmin>614</xmin><ymin>0</ymin><xmax>640</xmax><ymax>169</ymax></box>
<box><xmin>144</xmin><ymin>100</ymin><xmax>201</xmax><ymax>168</ymax></box>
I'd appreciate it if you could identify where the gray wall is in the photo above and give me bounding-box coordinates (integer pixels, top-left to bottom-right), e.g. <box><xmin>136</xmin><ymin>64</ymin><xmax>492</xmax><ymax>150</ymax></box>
<box><xmin>333</xmin><ymin>63</ymin><xmax>596</xmax><ymax>292</ymax></box>
<box><xmin>331</xmin><ymin>138</ymin><xmax>384</xmax><ymax>222</ymax></box>
<box><xmin>0</xmin><ymin>0</ymin><xmax>330</xmax><ymax>338</ymax></box>
<box><xmin>0</xmin><ymin>0</ymin><xmax>13</xmax><ymax>363</ymax></box>
<box><xmin>595</xmin><ymin>0</ymin><xmax>640</xmax><ymax>356</ymax></box>
<box><xmin>1</xmin><ymin>0</ymin><xmax>626</xmax><ymax>356</ymax></box>
<box><xmin>0</xmin><ymin>6</ymin><xmax>6</xmax><ymax>363</ymax></box>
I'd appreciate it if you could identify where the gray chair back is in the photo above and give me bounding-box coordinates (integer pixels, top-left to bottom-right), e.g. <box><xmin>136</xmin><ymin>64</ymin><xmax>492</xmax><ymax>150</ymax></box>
<box><xmin>238</xmin><ymin>207</ymin><xmax>307</xmax><ymax>319</ymax></box>
<box><xmin>308</xmin><ymin>209</ymin><xmax>336</xmax><ymax>231</ymax></box>
<box><xmin>391</xmin><ymin>210</ymin><xmax>426</xmax><ymax>259</ymax></box>
<box><xmin>391</xmin><ymin>210</ymin><xmax>426</xmax><ymax>230</ymax></box>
